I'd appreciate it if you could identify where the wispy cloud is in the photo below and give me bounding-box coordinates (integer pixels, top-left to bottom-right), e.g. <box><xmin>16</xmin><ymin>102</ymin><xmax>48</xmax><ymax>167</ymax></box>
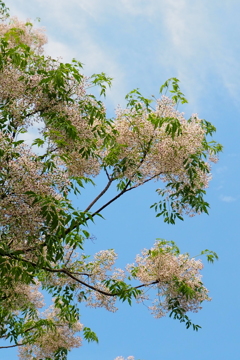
<box><xmin>216</xmin><ymin>166</ymin><xmax>228</xmax><ymax>174</ymax></box>
<box><xmin>7</xmin><ymin>0</ymin><xmax>128</xmax><ymax>110</ymax></box>
<box><xmin>7</xmin><ymin>0</ymin><xmax>240</xmax><ymax>111</ymax></box>
<box><xmin>220</xmin><ymin>195</ymin><xmax>237</xmax><ymax>203</ymax></box>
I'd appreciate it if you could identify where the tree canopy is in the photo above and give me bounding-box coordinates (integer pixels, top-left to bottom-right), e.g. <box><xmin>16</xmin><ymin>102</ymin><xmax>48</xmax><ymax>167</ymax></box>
<box><xmin>0</xmin><ymin>2</ymin><xmax>222</xmax><ymax>359</ymax></box>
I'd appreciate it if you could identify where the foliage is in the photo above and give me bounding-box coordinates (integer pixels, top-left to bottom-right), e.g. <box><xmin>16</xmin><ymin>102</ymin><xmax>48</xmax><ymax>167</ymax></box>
<box><xmin>0</xmin><ymin>2</ymin><xmax>222</xmax><ymax>359</ymax></box>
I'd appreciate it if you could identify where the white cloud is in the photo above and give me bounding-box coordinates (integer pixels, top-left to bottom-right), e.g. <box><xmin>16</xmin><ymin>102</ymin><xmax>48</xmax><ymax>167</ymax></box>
<box><xmin>161</xmin><ymin>1</ymin><xmax>240</xmax><ymax>109</ymax></box>
<box><xmin>45</xmin><ymin>35</ymin><xmax>127</xmax><ymax>111</ymax></box>
<box><xmin>216</xmin><ymin>166</ymin><xmax>228</xmax><ymax>174</ymax></box>
<box><xmin>215</xmin><ymin>185</ymin><xmax>223</xmax><ymax>190</ymax></box>
<box><xmin>45</xmin><ymin>38</ymin><xmax>77</xmax><ymax>63</ymax></box>
<box><xmin>6</xmin><ymin>0</ymin><xmax>128</xmax><ymax>110</ymax></box>
<box><xmin>119</xmin><ymin>0</ymin><xmax>156</xmax><ymax>17</ymax></box>
<box><xmin>220</xmin><ymin>195</ymin><xmax>237</xmax><ymax>203</ymax></box>
<box><xmin>6</xmin><ymin>0</ymin><xmax>240</xmax><ymax>111</ymax></box>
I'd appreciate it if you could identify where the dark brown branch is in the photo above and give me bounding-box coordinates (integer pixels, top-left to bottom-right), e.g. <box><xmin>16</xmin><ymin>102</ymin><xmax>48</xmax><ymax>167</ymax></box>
<box><xmin>0</xmin><ymin>343</ymin><xmax>24</xmax><ymax>349</ymax></box>
<box><xmin>126</xmin><ymin>172</ymin><xmax>163</xmax><ymax>191</ymax></box>
<box><xmin>46</xmin><ymin>130</ymin><xmax>156</xmax><ymax>240</ymax></box>
<box><xmin>134</xmin><ymin>280</ymin><xmax>159</xmax><ymax>289</ymax></box>
<box><xmin>68</xmin><ymin>271</ymin><xmax>91</xmax><ymax>277</ymax></box>
<box><xmin>0</xmin><ymin>250</ymin><xmax>112</xmax><ymax>296</ymax></box>
<box><xmin>64</xmin><ymin>132</ymin><xmax>156</xmax><ymax>235</ymax></box>
<box><xmin>64</xmin><ymin>179</ymin><xmax>132</xmax><ymax>236</ymax></box>
<box><xmin>87</xmin><ymin>134</ymin><xmax>156</xmax><ymax>218</ymax></box>
<box><xmin>88</xmin><ymin>180</ymin><xmax>131</xmax><ymax>219</ymax></box>
<box><xmin>84</xmin><ymin>178</ymin><xmax>113</xmax><ymax>212</ymax></box>
<box><xmin>104</xmin><ymin>168</ymin><xmax>111</xmax><ymax>181</ymax></box>
<box><xmin>0</xmin><ymin>250</ymin><xmax>159</xmax><ymax>298</ymax></box>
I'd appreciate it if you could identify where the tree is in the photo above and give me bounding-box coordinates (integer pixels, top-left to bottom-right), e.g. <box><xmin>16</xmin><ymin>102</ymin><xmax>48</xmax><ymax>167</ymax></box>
<box><xmin>0</xmin><ymin>2</ymin><xmax>222</xmax><ymax>359</ymax></box>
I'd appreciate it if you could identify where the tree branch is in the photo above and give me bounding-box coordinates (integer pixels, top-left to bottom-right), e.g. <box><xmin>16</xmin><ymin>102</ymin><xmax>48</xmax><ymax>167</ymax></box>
<box><xmin>126</xmin><ymin>172</ymin><xmax>163</xmax><ymax>191</ymax></box>
<box><xmin>84</xmin><ymin>178</ymin><xmax>113</xmax><ymax>212</ymax></box>
<box><xmin>88</xmin><ymin>180</ymin><xmax>131</xmax><ymax>219</ymax></box>
<box><xmin>0</xmin><ymin>343</ymin><xmax>24</xmax><ymax>349</ymax></box>
<box><xmin>0</xmin><ymin>250</ymin><xmax>159</xmax><ymax>298</ymax></box>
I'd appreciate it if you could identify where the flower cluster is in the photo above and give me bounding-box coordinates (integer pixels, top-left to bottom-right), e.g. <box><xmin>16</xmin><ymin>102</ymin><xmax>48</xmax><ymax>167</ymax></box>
<box><xmin>127</xmin><ymin>240</ymin><xmax>210</xmax><ymax>318</ymax></box>
<box><xmin>18</xmin><ymin>305</ymin><xmax>83</xmax><ymax>360</ymax></box>
<box><xmin>1</xmin><ymin>280</ymin><xmax>44</xmax><ymax>313</ymax></box>
<box><xmin>0</xmin><ymin>16</ymin><xmax>47</xmax><ymax>53</ymax></box>
<box><xmin>0</xmin><ymin>15</ymin><xmax>107</xmax><ymax>179</ymax></box>
<box><xmin>112</xmin><ymin>97</ymin><xmax>208</xmax><ymax>186</ymax></box>
<box><xmin>83</xmin><ymin>250</ymin><xmax>120</xmax><ymax>312</ymax></box>
<box><xmin>0</xmin><ymin>132</ymin><xmax>70</xmax><ymax>251</ymax></box>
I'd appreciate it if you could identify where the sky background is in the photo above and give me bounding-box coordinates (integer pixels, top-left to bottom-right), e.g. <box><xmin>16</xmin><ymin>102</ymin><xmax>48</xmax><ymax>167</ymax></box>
<box><xmin>2</xmin><ymin>0</ymin><xmax>240</xmax><ymax>359</ymax></box>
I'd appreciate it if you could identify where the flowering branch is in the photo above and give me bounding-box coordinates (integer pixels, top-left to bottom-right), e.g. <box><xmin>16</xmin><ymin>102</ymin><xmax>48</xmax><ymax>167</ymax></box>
<box><xmin>0</xmin><ymin>8</ymin><xmax>222</xmax><ymax>358</ymax></box>
<box><xmin>0</xmin><ymin>248</ymin><xmax>158</xmax><ymax>297</ymax></box>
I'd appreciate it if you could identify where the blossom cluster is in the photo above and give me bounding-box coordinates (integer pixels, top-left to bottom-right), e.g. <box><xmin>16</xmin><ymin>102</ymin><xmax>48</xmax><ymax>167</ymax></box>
<box><xmin>1</xmin><ymin>279</ymin><xmax>44</xmax><ymax>313</ymax></box>
<box><xmin>18</xmin><ymin>305</ymin><xmax>83</xmax><ymax>360</ymax></box>
<box><xmin>0</xmin><ymin>16</ymin><xmax>106</xmax><ymax>178</ymax></box>
<box><xmin>112</xmin><ymin>98</ymin><xmax>209</xmax><ymax>186</ymax></box>
<box><xmin>42</xmin><ymin>249</ymin><xmax>122</xmax><ymax>312</ymax></box>
<box><xmin>0</xmin><ymin>132</ymin><xmax>70</xmax><ymax>251</ymax></box>
<box><xmin>127</xmin><ymin>240</ymin><xmax>210</xmax><ymax>318</ymax></box>
<box><xmin>0</xmin><ymin>16</ymin><xmax>47</xmax><ymax>53</ymax></box>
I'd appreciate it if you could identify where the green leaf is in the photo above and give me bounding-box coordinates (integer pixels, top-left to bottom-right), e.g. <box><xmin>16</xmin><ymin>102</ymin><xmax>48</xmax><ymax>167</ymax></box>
<box><xmin>83</xmin><ymin>327</ymin><xmax>99</xmax><ymax>343</ymax></box>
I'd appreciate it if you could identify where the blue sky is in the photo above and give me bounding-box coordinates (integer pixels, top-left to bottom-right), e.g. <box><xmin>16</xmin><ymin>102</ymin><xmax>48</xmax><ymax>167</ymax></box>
<box><xmin>2</xmin><ymin>0</ymin><xmax>240</xmax><ymax>359</ymax></box>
